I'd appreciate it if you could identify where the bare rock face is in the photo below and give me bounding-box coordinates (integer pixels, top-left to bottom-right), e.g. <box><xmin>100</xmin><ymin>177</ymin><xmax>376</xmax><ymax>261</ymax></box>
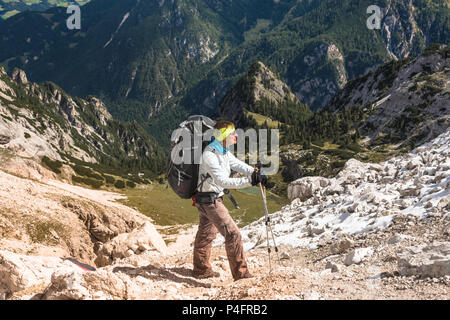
<box><xmin>293</xmin><ymin>41</ymin><xmax>347</xmax><ymax>110</ymax></box>
<box><xmin>1</xmin><ymin>157</ymin><xmax>57</xmax><ymax>181</ymax></box>
<box><xmin>0</xmin><ymin>66</ymin><xmax>161</xmax><ymax>168</ymax></box>
<box><xmin>336</xmin><ymin>159</ymin><xmax>368</xmax><ymax>185</ymax></box>
<box><xmin>344</xmin><ymin>247</ymin><xmax>374</xmax><ymax>266</ymax></box>
<box><xmin>397</xmin><ymin>243</ymin><xmax>450</xmax><ymax>278</ymax></box>
<box><xmin>0</xmin><ymin>134</ymin><xmax>11</xmax><ymax>145</ymax></box>
<box><xmin>287</xmin><ymin>159</ymin><xmax>371</xmax><ymax>201</ymax></box>
<box><xmin>42</xmin><ymin>269</ymin><xmax>128</xmax><ymax>300</ymax></box>
<box><xmin>41</xmin><ymin>262</ymin><xmax>165</xmax><ymax>300</ymax></box>
<box><xmin>0</xmin><ymin>250</ymin><xmax>80</xmax><ymax>297</ymax></box>
<box><xmin>288</xmin><ymin>176</ymin><xmax>329</xmax><ymax>201</ymax></box>
<box><xmin>330</xmin><ymin>237</ymin><xmax>354</xmax><ymax>255</ymax></box>
<box><xmin>216</xmin><ymin>61</ymin><xmax>303</xmax><ymax>122</ymax></box>
<box><xmin>325</xmin><ymin>261</ymin><xmax>340</xmax><ymax>273</ymax></box>
<box><xmin>436</xmin><ymin>197</ymin><xmax>450</xmax><ymax>212</ymax></box>
<box><xmin>0</xmin><ymin>222</ymin><xmax>167</xmax><ymax>299</ymax></box>
<box><xmin>95</xmin><ymin>222</ymin><xmax>167</xmax><ymax>267</ymax></box>
<box><xmin>11</xmin><ymin>68</ymin><xmax>28</xmax><ymax>84</ymax></box>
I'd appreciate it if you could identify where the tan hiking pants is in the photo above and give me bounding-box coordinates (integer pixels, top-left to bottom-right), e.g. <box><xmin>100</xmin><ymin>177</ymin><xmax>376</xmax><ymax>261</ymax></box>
<box><xmin>193</xmin><ymin>198</ymin><xmax>249</xmax><ymax>280</ymax></box>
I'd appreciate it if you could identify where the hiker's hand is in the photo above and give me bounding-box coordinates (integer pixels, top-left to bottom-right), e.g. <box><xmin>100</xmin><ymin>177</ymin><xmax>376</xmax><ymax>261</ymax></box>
<box><xmin>251</xmin><ymin>169</ymin><xmax>268</xmax><ymax>186</ymax></box>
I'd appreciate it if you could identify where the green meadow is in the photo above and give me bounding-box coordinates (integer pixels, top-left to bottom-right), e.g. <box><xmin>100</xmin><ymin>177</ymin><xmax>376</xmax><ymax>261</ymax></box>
<box><xmin>118</xmin><ymin>183</ymin><xmax>289</xmax><ymax>229</ymax></box>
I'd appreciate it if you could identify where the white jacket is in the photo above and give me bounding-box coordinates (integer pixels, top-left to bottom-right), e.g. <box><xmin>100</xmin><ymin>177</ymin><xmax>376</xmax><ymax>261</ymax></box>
<box><xmin>197</xmin><ymin>139</ymin><xmax>254</xmax><ymax>196</ymax></box>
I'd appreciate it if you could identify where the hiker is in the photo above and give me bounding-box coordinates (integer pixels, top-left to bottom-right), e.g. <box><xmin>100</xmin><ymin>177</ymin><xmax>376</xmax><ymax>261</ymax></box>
<box><xmin>192</xmin><ymin>120</ymin><xmax>267</xmax><ymax>281</ymax></box>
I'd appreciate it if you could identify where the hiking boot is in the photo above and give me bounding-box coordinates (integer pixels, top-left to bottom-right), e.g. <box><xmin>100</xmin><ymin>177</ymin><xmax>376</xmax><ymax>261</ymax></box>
<box><xmin>192</xmin><ymin>270</ymin><xmax>220</xmax><ymax>279</ymax></box>
<box><xmin>234</xmin><ymin>271</ymin><xmax>253</xmax><ymax>281</ymax></box>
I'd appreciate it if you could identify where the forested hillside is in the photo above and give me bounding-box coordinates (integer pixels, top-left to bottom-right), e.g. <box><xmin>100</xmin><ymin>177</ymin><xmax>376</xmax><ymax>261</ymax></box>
<box><xmin>0</xmin><ymin>0</ymin><xmax>447</xmax><ymax>144</ymax></box>
<box><xmin>0</xmin><ymin>66</ymin><xmax>165</xmax><ymax>187</ymax></box>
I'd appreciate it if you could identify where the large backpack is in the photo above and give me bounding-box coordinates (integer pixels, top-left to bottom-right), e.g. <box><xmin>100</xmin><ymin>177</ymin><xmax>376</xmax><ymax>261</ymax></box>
<box><xmin>166</xmin><ymin>115</ymin><xmax>216</xmax><ymax>199</ymax></box>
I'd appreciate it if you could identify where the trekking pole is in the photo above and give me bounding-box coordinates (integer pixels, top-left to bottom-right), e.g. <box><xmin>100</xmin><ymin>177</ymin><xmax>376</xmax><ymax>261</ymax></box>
<box><xmin>256</xmin><ymin>162</ymin><xmax>282</xmax><ymax>272</ymax></box>
<box><xmin>258</xmin><ymin>183</ymin><xmax>283</xmax><ymax>268</ymax></box>
<box><xmin>258</xmin><ymin>181</ymin><xmax>272</xmax><ymax>272</ymax></box>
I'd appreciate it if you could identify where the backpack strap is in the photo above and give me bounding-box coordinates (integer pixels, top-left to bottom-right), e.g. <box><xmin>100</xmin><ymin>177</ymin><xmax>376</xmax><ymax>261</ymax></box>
<box><xmin>194</xmin><ymin>173</ymin><xmax>211</xmax><ymax>194</ymax></box>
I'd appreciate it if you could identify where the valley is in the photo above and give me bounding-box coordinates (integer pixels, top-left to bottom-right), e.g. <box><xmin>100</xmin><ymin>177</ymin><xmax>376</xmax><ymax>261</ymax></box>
<box><xmin>0</xmin><ymin>0</ymin><xmax>448</xmax><ymax>302</ymax></box>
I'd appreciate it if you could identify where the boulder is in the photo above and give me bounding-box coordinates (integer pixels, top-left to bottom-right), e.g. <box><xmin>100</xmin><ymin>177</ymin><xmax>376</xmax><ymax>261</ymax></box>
<box><xmin>95</xmin><ymin>222</ymin><xmax>167</xmax><ymax>267</ymax></box>
<box><xmin>11</xmin><ymin>68</ymin><xmax>28</xmax><ymax>84</ymax></box>
<box><xmin>288</xmin><ymin>177</ymin><xmax>329</xmax><ymax>201</ymax></box>
<box><xmin>42</xmin><ymin>264</ymin><xmax>163</xmax><ymax>300</ymax></box>
<box><xmin>0</xmin><ymin>134</ymin><xmax>11</xmax><ymax>145</ymax></box>
<box><xmin>406</xmin><ymin>158</ymin><xmax>422</xmax><ymax>170</ymax></box>
<box><xmin>399</xmin><ymin>186</ymin><xmax>421</xmax><ymax>197</ymax></box>
<box><xmin>442</xmin><ymin>224</ymin><xmax>450</xmax><ymax>236</ymax></box>
<box><xmin>303</xmin><ymin>291</ymin><xmax>321</xmax><ymax>300</ymax></box>
<box><xmin>324</xmin><ymin>182</ymin><xmax>344</xmax><ymax>196</ymax></box>
<box><xmin>436</xmin><ymin>197</ymin><xmax>450</xmax><ymax>212</ymax></box>
<box><xmin>307</xmin><ymin>225</ymin><xmax>325</xmax><ymax>236</ymax></box>
<box><xmin>344</xmin><ymin>247</ymin><xmax>374</xmax><ymax>266</ymax></box>
<box><xmin>247</xmin><ymin>229</ymin><xmax>266</xmax><ymax>248</ymax></box>
<box><xmin>423</xmin><ymin>167</ymin><xmax>437</xmax><ymax>176</ymax></box>
<box><xmin>381</xmin><ymin>176</ymin><xmax>394</xmax><ymax>184</ymax></box>
<box><xmin>393</xmin><ymin>199</ymin><xmax>411</xmax><ymax>210</ymax></box>
<box><xmin>42</xmin><ymin>269</ymin><xmax>127</xmax><ymax>300</ymax></box>
<box><xmin>280</xmin><ymin>252</ymin><xmax>291</xmax><ymax>260</ymax></box>
<box><xmin>384</xmin><ymin>166</ymin><xmax>397</xmax><ymax>177</ymax></box>
<box><xmin>387</xmin><ymin>233</ymin><xmax>413</xmax><ymax>245</ymax></box>
<box><xmin>330</xmin><ymin>237</ymin><xmax>354</xmax><ymax>254</ymax></box>
<box><xmin>424</xmin><ymin>201</ymin><xmax>433</xmax><ymax>209</ymax></box>
<box><xmin>433</xmin><ymin>171</ymin><xmax>449</xmax><ymax>184</ymax></box>
<box><xmin>325</xmin><ymin>261</ymin><xmax>340</xmax><ymax>273</ymax></box>
<box><xmin>397</xmin><ymin>243</ymin><xmax>450</xmax><ymax>278</ymax></box>
<box><xmin>346</xmin><ymin>202</ymin><xmax>359</xmax><ymax>213</ymax></box>
<box><xmin>343</xmin><ymin>173</ymin><xmax>362</xmax><ymax>185</ymax></box>
<box><xmin>0</xmin><ymin>250</ymin><xmax>81</xmax><ymax>296</ymax></box>
<box><xmin>368</xmin><ymin>163</ymin><xmax>383</xmax><ymax>172</ymax></box>
<box><xmin>247</xmin><ymin>288</ymin><xmax>259</xmax><ymax>297</ymax></box>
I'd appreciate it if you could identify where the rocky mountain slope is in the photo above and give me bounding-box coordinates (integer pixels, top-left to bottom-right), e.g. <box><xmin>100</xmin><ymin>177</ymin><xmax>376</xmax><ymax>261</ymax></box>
<box><xmin>212</xmin><ymin>44</ymin><xmax>448</xmax><ymax>197</ymax></box>
<box><xmin>0</xmin><ymin>66</ymin><xmax>165</xmax><ymax>174</ymax></box>
<box><xmin>244</xmin><ymin>128</ymin><xmax>449</xmax><ymax>250</ymax></box>
<box><xmin>216</xmin><ymin>61</ymin><xmax>311</xmax><ymax>124</ymax></box>
<box><xmin>0</xmin><ymin>156</ymin><xmax>167</xmax><ymax>300</ymax></box>
<box><xmin>184</xmin><ymin>0</ymin><xmax>449</xmax><ymax>116</ymax></box>
<box><xmin>327</xmin><ymin>43</ymin><xmax>449</xmax><ymax>149</ymax></box>
<box><xmin>1</xmin><ymin>128</ymin><xmax>448</xmax><ymax>300</ymax></box>
<box><xmin>380</xmin><ymin>0</ymin><xmax>448</xmax><ymax>60</ymax></box>
<box><xmin>265</xmin><ymin>44</ymin><xmax>449</xmax><ymax>193</ymax></box>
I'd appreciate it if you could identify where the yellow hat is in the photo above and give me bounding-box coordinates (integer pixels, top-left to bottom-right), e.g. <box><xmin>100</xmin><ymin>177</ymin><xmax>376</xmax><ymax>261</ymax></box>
<box><xmin>214</xmin><ymin>124</ymin><xmax>235</xmax><ymax>142</ymax></box>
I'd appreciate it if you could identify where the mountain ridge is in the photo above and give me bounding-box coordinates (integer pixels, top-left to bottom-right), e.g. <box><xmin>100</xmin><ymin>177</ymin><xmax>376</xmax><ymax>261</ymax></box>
<box><xmin>216</xmin><ymin>60</ymin><xmax>312</xmax><ymax>125</ymax></box>
<box><xmin>0</xmin><ymin>0</ymin><xmax>448</xmax><ymax>144</ymax></box>
<box><xmin>326</xmin><ymin>43</ymin><xmax>449</xmax><ymax>149</ymax></box>
<box><xmin>0</xmin><ymin>65</ymin><xmax>165</xmax><ymax>176</ymax></box>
